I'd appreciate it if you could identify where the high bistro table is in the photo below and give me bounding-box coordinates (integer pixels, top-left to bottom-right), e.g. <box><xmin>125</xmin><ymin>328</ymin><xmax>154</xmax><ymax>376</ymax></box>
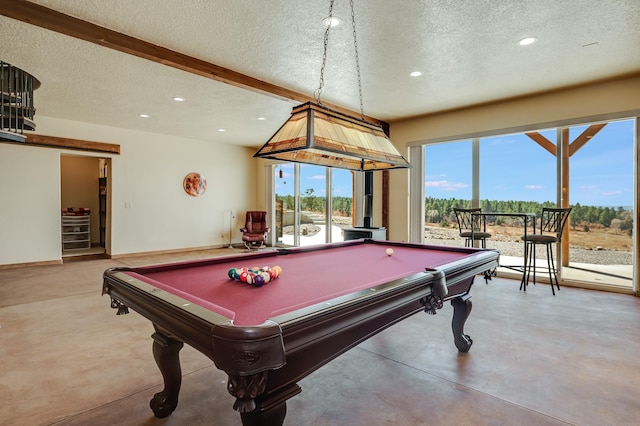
<box><xmin>471</xmin><ymin>212</ymin><xmax>537</xmax><ymax>289</ymax></box>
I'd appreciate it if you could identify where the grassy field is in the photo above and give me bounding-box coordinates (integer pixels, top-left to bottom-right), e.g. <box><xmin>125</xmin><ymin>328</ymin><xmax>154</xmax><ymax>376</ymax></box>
<box><xmin>568</xmin><ymin>225</ymin><xmax>632</xmax><ymax>251</ymax></box>
<box><xmin>432</xmin><ymin>221</ymin><xmax>633</xmax><ymax>252</ymax></box>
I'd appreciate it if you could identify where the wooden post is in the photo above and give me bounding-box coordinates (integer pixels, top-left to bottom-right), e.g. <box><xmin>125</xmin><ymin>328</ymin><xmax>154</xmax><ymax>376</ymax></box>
<box><xmin>561</xmin><ymin>128</ymin><xmax>570</xmax><ymax>266</ymax></box>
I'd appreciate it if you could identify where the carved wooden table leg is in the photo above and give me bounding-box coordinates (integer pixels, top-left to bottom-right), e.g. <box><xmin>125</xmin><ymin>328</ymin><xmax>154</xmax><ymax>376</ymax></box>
<box><xmin>451</xmin><ymin>294</ymin><xmax>473</xmax><ymax>352</ymax></box>
<box><xmin>226</xmin><ymin>372</ymin><xmax>288</xmax><ymax>426</ymax></box>
<box><xmin>240</xmin><ymin>403</ymin><xmax>287</xmax><ymax>426</ymax></box>
<box><xmin>149</xmin><ymin>331</ymin><xmax>184</xmax><ymax>418</ymax></box>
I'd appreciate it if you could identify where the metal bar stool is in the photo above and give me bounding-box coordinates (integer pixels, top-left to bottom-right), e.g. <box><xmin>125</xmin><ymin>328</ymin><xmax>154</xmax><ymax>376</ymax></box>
<box><xmin>521</xmin><ymin>207</ymin><xmax>572</xmax><ymax>295</ymax></box>
<box><xmin>454</xmin><ymin>208</ymin><xmax>491</xmax><ymax>248</ymax></box>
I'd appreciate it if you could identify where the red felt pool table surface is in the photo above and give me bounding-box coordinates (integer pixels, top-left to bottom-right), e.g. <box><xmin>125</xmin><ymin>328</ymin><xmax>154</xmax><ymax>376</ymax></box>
<box><xmin>123</xmin><ymin>242</ymin><xmax>474</xmax><ymax>326</ymax></box>
<box><xmin>103</xmin><ymin>239</ymin><xmax>499</xmax><ymax>425</ymax></box>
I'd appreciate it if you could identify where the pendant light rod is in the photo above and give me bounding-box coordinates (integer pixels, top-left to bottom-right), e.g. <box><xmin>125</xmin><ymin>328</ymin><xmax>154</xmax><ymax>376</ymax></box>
<box><xmin>314</xmin><ymin>0</ymin><xmax>335</xmax><ymax>105</ymax></box>
<box><xmin>349</xmin><ymin>0</ymin><xmax>365</xmax><ymax>120</ymax></box>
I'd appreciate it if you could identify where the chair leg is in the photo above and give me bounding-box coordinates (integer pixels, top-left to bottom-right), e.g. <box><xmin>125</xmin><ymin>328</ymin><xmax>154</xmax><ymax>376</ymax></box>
<box><xmin>522</xmin><ymin>241</ymin><xmax>534</xmax><ymax>291</ymax></box>
<box><xmin>520</xmin><ymin>241</ymin><xmax>529</xmax><ymax>291</ymax></box>
<box><xmin>546</xmin><ymin>243</ymin><xmax>560</xmax><ymax>295</ymax></box>
<box><xmin>529</xmin><ymin>243</ymin><xmax>537</xmax><ymax>286</ymax></box>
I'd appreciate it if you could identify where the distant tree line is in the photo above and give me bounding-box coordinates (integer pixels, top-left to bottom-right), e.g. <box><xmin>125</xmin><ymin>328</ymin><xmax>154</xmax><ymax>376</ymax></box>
<box><xmin>276</xmin><ymin>192</ymin><xmax>352</xmax><ymax>217</ymax></box>
<box><xmin>275</xmin><ymin>194</ymin><xmax>633</xmax><ymax>235</ymax></box>
<box><xmin>425</xmin><ymin>197</ymin><xmax>633</xmax><ymax>235</ymax></box>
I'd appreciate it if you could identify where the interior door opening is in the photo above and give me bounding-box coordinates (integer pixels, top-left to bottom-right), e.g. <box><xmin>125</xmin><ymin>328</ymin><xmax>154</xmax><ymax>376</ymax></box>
<box><xmin>60</xmin><ymin>155</ymin><xmax>110</xmax><ymax>259</ymax></box>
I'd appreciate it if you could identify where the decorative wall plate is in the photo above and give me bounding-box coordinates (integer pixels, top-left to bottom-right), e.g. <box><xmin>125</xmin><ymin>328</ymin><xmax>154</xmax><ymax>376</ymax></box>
<box><xmin>183</xmin><ymin>172</ymin><xmax>207</xmax><ymax>197</ymax></box>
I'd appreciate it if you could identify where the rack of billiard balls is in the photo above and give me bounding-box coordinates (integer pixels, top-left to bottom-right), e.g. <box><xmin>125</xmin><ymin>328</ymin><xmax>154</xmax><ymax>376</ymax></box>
<box><xmin>228</xmin><ymin>265</ymin><xmax>282</xmax><ymax>287</ymax></box>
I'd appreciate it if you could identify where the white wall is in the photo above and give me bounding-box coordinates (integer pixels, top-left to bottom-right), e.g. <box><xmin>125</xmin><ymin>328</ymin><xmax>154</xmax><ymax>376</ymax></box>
<box><xmin>0</xmin><ymin>143</ymin><xmax>62</xmax><ymax>265</ymax></box>
<box><xmin>0</xmin><ymin>116</ymin><xmax>257</xmax><ymax>266</ymax></box>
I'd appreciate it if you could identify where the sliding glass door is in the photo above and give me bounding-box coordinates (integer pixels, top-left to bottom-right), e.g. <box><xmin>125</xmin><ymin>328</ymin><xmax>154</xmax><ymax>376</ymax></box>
<box><xmin>477</xmin><ymin>130</ymin><xmax>557</xmax><ymax>269</ymax></box>
<box><xmin>330</xmin><ymin>168</ymin><xmax>354</xmax><ymax>242</ymax></box>
<box><xmin>274</xmin><ymin>163</ymin><xmax>354</xmax><ymax>247</ymax></box>
<box><xmin>423</xmin><ymin>139</ymin><xmax>472</xmax><ymax>245</ymax></box>
<box><xmin>562</xmin><ymin>119</ymin><xmax>634</xmax><ymax>287</ymax></box>
<box><xmin>421</xmin><ymin>118</ymin><xmax>636</xmax><ymax>292</ymax></box>
<box><xmin>274</xmin><ymin>163</ymin><xmax>295</xmax><ymax>246</ymax></box>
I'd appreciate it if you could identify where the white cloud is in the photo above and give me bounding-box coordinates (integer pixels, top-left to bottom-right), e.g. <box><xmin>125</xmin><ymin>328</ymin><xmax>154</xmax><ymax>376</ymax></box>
<box><xmin>579</xmin><ymin>185</ymin><xmax>599</xmax><ymax>191</ymax></box>
<box><xmin>525</xmin><ymin>185</ymin><xmax>543</xmax><ymax>190</ymax></box>
<box><xmin>425</xmin><ymin>180</ymin><xmax>468</xmax><ymax>191</ymax></box>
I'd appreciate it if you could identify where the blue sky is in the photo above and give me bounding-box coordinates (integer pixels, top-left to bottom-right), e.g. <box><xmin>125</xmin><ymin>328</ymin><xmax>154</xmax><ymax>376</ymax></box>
<box><xmin>425</xmin><ymin>119</ymin><xmax>634</xmax><ymax>207</ymax></box>
<box><xmin>275</xmin><ymin>119</ymin><xmax>635</xmax><ymax>208</ymax></box>
<box><xmin>275</xmin><ymin>163</ymin><xmax>353</xmax><ymax>198</ymax></box>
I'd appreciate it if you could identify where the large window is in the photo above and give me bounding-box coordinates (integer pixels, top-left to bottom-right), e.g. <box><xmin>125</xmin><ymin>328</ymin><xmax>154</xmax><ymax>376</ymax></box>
<box><xmin>480</xmin><ymin>130</ymin><xmax>556</xmax><ymax>205</ymax></box>
<box><xmin>563</xmin><ymin>119</ymin><xmax>634</xmax><ymax>287</ymax></box>
<box><xmin>422</xmin><ymin>119</ymin><xmax>636</xmax><ymax>291</ymax></box>
<box><xmin>330</xmin><ymin>168</ymin><xmax>354</xmax><ymax>242</ymax></box>
<box><xmin>275</xmin><ymin>164</ymin><xmax>353</xmax><ymax>247</ymax></box>
<box><xmin>424</xmin><ymin>139</ymin><xmax>472</xmax><ymax>234</ymax></box>
<box><xmin>274</xmin><ymin>163</ymin><xmax>294</xmax><ymax>246</ymax></box>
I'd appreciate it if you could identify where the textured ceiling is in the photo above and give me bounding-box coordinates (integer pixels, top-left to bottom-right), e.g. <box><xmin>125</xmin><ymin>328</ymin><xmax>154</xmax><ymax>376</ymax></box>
<box><xmin>1</xmin><ymin>0</ymin><xmax>639</xmax><ymax>147</ymax></box>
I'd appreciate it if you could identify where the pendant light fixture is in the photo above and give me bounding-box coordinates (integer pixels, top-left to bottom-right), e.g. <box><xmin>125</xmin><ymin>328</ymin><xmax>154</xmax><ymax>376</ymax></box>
<box><xmin>253</xmin><ymin>0</ymin><xmax>410</xmax><ymax>171</ymax></box>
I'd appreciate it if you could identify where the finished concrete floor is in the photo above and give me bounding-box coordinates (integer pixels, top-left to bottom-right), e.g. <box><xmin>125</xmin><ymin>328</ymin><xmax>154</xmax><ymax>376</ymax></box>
<box><xmin>1</xmin><ymin>249</ymin><xmax>640</xmax><ymax>425</ymax></box>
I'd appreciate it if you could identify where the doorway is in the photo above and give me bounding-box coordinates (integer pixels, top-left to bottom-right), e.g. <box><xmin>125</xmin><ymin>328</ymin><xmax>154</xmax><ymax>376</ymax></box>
<box><xmin>274</xmin><ymin>163</ymin><xmax>354</xmax><ymax>247</ymax></box>
<box><xmin>60</xmin><ymin>154</ymin><xmax>110</xmax><ymax>259</ymax></box>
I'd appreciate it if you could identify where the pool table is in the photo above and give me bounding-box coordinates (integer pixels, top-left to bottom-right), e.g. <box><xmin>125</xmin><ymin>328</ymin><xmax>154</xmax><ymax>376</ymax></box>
<box><xmin>102</xmin><ymin>239</ymin><xmax>498</xmax><ymax>425</ymax></box>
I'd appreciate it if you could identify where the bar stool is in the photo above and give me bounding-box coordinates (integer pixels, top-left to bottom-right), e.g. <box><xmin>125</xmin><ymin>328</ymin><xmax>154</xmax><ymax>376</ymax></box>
<box><xmin>454</xmin><ymin>208</ymin><xmax>491</xmax><ymax>248</ymax></box>
<box><xmin>521</xmin><ymin>207</ymin><xmax>572</xmax><ymax>295</ymax></box>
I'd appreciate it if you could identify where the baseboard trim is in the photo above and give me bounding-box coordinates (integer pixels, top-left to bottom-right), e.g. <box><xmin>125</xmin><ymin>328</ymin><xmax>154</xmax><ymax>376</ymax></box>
<box><xmin>110</xmin><ymin>244</ymin><xmax>240</xmax><ymax>260</ymax></box>
<box><xmin>0</xmin><ymin>259</ymin><xmax>63</xmax><ymax>270</ymax></box>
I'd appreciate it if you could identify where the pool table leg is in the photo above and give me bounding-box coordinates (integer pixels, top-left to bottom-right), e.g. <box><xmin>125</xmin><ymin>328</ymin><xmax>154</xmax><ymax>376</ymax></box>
<box><xmin>226</xmin><ymin>372</ymin><xmax>287</xmax><ymax>426</ymax></box>
<box><xmin>149</xmin><ymin>330</ymin><xmax>184</xmax><ymax>418</ymax></box>
<box><xmin>240</xmin><ymin>403</ymin><xmax>287</xmax><ymax>426</ymax></box>
<box><xmin>451</xmin><ymin>294</ymin><xmax>473</xmax><ymax>352</ymax></box>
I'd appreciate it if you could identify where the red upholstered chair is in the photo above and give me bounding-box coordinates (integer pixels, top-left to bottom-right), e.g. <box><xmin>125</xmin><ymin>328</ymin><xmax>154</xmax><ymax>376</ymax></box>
<box><xmin>240</xmin><ymin>211</ymin><xmax>269</xmax><ymax>249</ymax></box>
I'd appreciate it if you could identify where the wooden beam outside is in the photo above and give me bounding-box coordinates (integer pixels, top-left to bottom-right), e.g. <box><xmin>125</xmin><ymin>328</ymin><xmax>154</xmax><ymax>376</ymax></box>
<box><xmin>525</xmin><ymin>132</ymin><xmax>556</xmax><ymax>156</ymax></box>
<box><xmin>25</xmin><ymin>133</ymin><xmax>120</xmax><ymax>154</ymax></box>
<box><xmin>568</xmin><ymin>123</ymin><xmax>607</xmax><ymax>156</ymax></box>
<box><xmin>0</xmin><ymin>0</ymin><xmax>384</xmax><ymax>126</ymax></box>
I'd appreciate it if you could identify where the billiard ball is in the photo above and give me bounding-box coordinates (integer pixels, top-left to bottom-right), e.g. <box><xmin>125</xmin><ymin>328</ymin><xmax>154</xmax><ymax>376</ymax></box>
<box><xmin>253</xmin><ymin>274</ymin><xmax>265</xmax><ymax>286</ymax></box>
<box><xmin>386</xmin><ymin>248</ymin><xmax>394</xmax><ymax>256</ymax></box>
<box><xmin>228</xmin><ymin>268</ymin><xmax>237</xmax><ymax>279</ymax></box>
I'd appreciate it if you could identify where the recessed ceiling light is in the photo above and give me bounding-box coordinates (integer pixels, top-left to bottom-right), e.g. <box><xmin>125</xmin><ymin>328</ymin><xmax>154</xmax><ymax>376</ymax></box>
<box><xmin>410</xmin><ymin>71</ymin><xmax>422</xmax><ymax>77</ymax></box>
<box><xmin>258</xmin><ymin>117</ymin><xmax>267</xmax><ymax>121</ymax></box>
<box><xmin>217</xmin><ymin>128</ymin><xmax>226</xmax><ymax>132</ymax></box>
<box><xmin>323</xmin><ymin>16</ymin><xmax>341</xmax><ymax>27</ymax></box>
<box><xmin>518</xmin><ymin>37</ymin><xmax>537</xmax><ymax>46</ymax></box>
<box><xmin>172</xmin><ymin>97</ymin><xmax>185</xmax><ymax>102</ymax></box>
<box><xmin>139</xmin><ymin>114</ymin><xmax>150</xmax><ymax>118</ymax></box>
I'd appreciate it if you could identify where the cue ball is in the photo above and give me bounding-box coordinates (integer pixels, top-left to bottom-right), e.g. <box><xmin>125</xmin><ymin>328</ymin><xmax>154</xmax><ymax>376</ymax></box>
<box><xmin>386</xmin><ymin>248</ymin><xmax>394</xmax><ymax>256</ymax></box>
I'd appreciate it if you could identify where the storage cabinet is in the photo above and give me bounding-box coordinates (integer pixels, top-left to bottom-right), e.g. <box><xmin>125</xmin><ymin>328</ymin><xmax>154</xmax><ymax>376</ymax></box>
<box><xmin>62</xmin><ymin>209</ymin><xmax>91</xmax><ymax>251</ymax></box>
